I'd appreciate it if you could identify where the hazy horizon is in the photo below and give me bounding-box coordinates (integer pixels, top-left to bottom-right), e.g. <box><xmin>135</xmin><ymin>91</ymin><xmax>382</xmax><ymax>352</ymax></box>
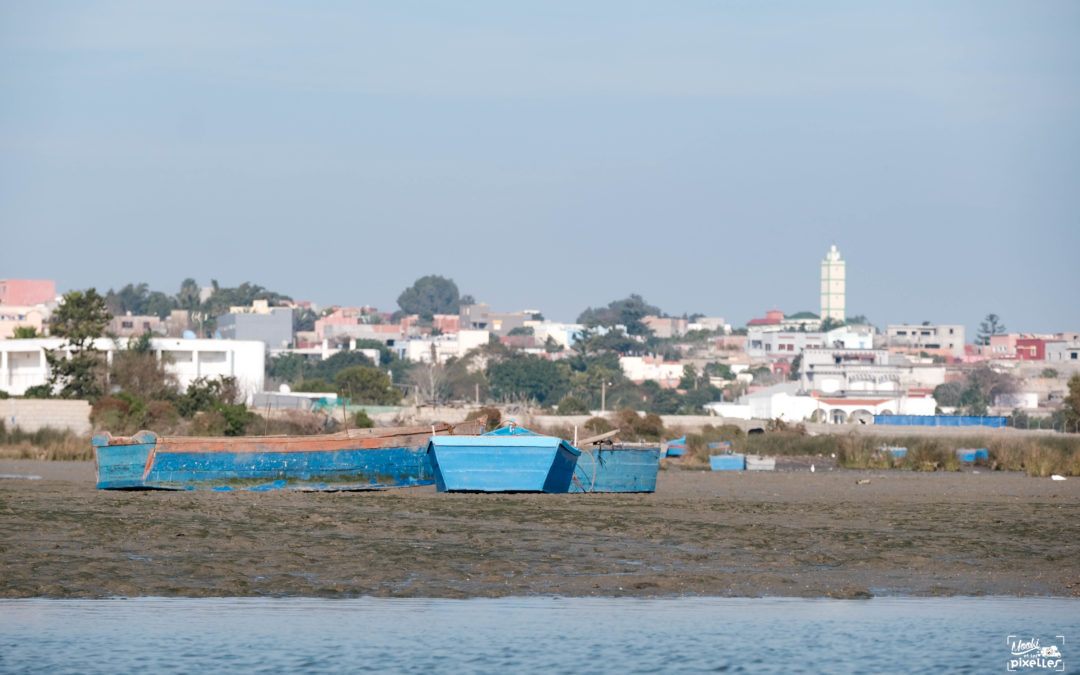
<box><xmin>2</xmin><ymin>2</ymin><xmax>1077</xmax><ymax>336</ymax></box>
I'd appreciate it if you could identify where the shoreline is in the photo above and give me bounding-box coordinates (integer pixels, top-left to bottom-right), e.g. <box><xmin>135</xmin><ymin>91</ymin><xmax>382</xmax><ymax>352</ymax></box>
<box><xmin>1</xmin><ymin>460</ymin><xmax>1077</xmax><ymax>600</ymax></box>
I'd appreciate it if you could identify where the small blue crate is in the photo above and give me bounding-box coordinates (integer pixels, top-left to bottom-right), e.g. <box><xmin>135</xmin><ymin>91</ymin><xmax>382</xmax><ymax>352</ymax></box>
<box><xmin>955</xmin><ymin>448</ymin><xmax>989</xmax><ymax>462</ymax></box>
<box><xmin>710</xmin><ymin>454</ymin><xmax>746</xmax><ymax>471</ymax></box>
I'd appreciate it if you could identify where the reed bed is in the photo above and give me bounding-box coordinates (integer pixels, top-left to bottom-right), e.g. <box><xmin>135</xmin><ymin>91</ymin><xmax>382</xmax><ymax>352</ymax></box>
<box><xmin>0</xmin><ymin>422</ymin><xmax>93</xmax><ymax>461</ymax></box>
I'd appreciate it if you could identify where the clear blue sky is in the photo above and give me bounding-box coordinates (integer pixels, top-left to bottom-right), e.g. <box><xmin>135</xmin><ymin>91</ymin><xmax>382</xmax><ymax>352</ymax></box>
<box><xmin>2</xmin><ymin>2</ymin><xmax>1077</xmax><ymax>336</ymax></box>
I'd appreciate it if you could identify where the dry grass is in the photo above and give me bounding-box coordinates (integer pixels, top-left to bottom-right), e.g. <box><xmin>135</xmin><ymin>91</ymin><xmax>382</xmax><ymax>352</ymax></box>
<box><xmin>0</xmin><ymin>423</ymin><xmax>92</xmax><ymax>461</ymax></box>
<box><xmin>669</xmin><ymin>424</ymin><xmax>1080</xmax><ymax>476</ymax></box>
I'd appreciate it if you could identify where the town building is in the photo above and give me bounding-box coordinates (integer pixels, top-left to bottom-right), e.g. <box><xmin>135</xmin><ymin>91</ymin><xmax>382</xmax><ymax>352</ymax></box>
<box><xmin>216</xmin><ymin>300</ymin><xmax>293</xmax><ymax>350</ymax></box>
<box><xmin>532</xmin><ymin>321</ymin><xmax>585</xmax><ymax>349</ymax></box>
<box><xmin>397</xmin><ymin>330</ymin><xmax>491</xmax><ymax>364</ymax></box>
<box><xmin>0</xmin><ymin>337</ymin><xmax>265</xmax><ymax>403</ymax></box>
<box><xmin>1046</xmin><ymin>340</ymin><xmax>1080</xmax><ymax>364</ymax></box>
<box><xmin>884</xmin><ymin>324</ymin><xmax>965</xmax><ymax>359</ymax></box>
<box><xmin>704</xmin><ymin>382</ymin><xmax>935</xmax><ymax>424</ymax></box>
<box><xmin>0</xmin><ymin>279</ymin><xmax>56</xmax><ymax>307</ymax></box>
<box><xmin>313</xmin><ymin>307</ymin><xmax>380</xmax><ymax>342</ymax></box>
<box><xmin>746</xmin><ymin>309</ymin><xmax>785</xmax><ymax>332</ymax></box>
<box><xmin>746</xmin><ymin>329</ymin><xmax>826</xmax><ymax>361</ymax></box>
<box><xmin>0</xmin><ymin>305</ymin><xmax>51</xmax><ymax>339</ymax></box>
<box><xmin>799</xmin><ymin>348</ymin><xmax>946</xmax><ymax>395</ymax></box>
<box><xmin>820</xmin><ymin>245</ymin><xmax>845</xmax><ymax>322</ymax></box>
<box><xmin>782</xmin><ymin>312</ymin><xmax>822</xmax><ymax>332</ymax></box>
<box><xmin>106</xmin><ymin>310</ymin><xmax>191</xmax><ymax>338</ymax></box>
<box><xmin>459</xmin><ymin>303</ymin><xmax>540</xmax><ymax>337</ymax></box>
<box><xmin>642</xmin><ymin>316</ymin><xmax>688</xmax><ymax>339</ymax></box>
<box><xmin>619</xmin><ymin>355</ymin><xmax>683</xmax><ymax>388</ymax></box>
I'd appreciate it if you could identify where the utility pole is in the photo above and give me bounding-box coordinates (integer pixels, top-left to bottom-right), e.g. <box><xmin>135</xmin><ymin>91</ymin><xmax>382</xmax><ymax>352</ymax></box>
<box><xmin>601</xmin><ymin>380</ymin><xmax>607</xmax><ymax>413</ymax></box>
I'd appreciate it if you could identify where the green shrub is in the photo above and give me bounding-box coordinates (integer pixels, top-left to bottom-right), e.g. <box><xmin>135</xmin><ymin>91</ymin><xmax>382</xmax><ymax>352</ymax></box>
<box><xmin>556</xmin><ymin>396</ymin><xmax>590</xmax><ymax>416</ymax></box>
<box><xmin>350</xmin><ymin>409</ymin><xmax>375</xmax><ymax>429</ymax></box>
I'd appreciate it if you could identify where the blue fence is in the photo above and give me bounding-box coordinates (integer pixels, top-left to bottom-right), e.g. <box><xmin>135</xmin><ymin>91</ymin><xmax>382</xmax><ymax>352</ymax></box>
<box><xmin>873</xmin><ymin>415</ymin><xmax>1007</xmax><ymax>428</ymax></box>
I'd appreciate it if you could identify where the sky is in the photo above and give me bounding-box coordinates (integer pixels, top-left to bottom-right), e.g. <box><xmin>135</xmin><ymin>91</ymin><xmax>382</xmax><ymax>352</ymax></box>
<box><xmin>1</xmin><ymin>1</ymin><xmax>1078</xmax><ymax>337</ymax></box>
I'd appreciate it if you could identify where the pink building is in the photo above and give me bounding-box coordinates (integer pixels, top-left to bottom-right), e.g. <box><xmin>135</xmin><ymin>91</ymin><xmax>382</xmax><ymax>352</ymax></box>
<box><xmin>314</xmin><ymin>307</ymin><xmax>374</xmax><ymax>340</ymax></box>
<box><xmin>433</xmin><ymin>314</ymin><xmax>460</xmax><ymax>334</ymax></box>
<box><xmin>0</xmin><ymin>280</ymin><xmax>55</xmax><ymax>306</ymax></box>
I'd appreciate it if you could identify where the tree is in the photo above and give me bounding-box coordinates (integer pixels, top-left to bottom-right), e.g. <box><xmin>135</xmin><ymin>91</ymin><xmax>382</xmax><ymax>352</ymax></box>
<box><xmin>409</xmin><ymin>357</ymin><xmax>448</xmax><ymax>405</ymax></box>
<box><xmin>587</xmin><ymin>328</ymin><xmax>639</xmax><ymax>355</ymax></box>
<box><xmin>397</xmin><ymin>275</ymin><xmax>460</xmax><ymax>318</ymax></box>
<box><xmin>1062</xmin><ymin>374</ymin><xmax>1080</xmax><ymax>431</ymax></box>
<box><xmin>109</xmin><ymin>332</ymin><xmax>179</xmax><ymax>401</ymax></box>
<box><xmin>789</xmin><ymin>353</ymin><xmax>803</xmax><ymax>381</ymax></box>
<box><xmin>933</xmin><ymin>381</ymin><xmax>966</xmax><ymax>408</ymax></box>
<box><xmin>577</xmin><ymin>294</ymin><xmax>660</xmax><ymax>336</ymax></box>
<box><xmin>294</xmin><ymin>307</ymin><xmax>318</xmax><ymax>333</ymax></box>
<box><xmin>556</xmin><ymin>395</ymin><xmax>590</xmax><ymax>416</ymax></box>
<box><xmin>12</xmin><ymin>326</ymin><xmax>38</xmax><ymax>339</ymax></box>
<box><xmin>704</xmin><ymin>362</ymin><xmax>733</xmax><ymax>380</ymax></box>
<box><xmin>820</xmin><ymin>317</ymin><xmax>843</xmax><ymax>332</ymax></box>
<box><xmin>46</xmin><ymin>289</ymin><xmax>111</xmax><ymax>400</ymax></box>
<box><xmin>488</xmin><ymin>356</ymin><xmax>567</xmax><ymax>405</ymax></box>
<box><xmin>334</xmin><ymin>366</ymin><xmax>403</xmax><ymax>405</ymax></box>
<box><xmin>976</xmin><ymin>313</ymin><xmax>1006</xmax><ymax>346</ymax></box>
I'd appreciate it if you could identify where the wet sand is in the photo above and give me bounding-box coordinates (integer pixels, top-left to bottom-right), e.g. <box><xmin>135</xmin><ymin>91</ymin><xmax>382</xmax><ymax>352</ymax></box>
<box><xmin>1</xmin><ymin>460</ymin><xmax>1077</xmax><ymax>598</ymax></box>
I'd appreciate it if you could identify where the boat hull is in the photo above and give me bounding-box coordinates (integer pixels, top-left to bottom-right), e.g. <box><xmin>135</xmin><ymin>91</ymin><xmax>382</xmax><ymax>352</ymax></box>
<box><xmin>570</xmin><ymin>446</ymin><xmax>660</xmax><ymax>492</ymax></box>
<box><xmin>93</xmin><ymin>423</ymin><xmax>480</xmax><ymax>491</ymax></box>
<box><xmin>427</xmin><ymin>435</ymin><xmax>580</xmax><ymax>492</ymax></box>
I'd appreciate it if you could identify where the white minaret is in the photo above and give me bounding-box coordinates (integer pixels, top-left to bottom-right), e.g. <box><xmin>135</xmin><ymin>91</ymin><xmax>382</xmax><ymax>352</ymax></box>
<box><xmin>820</xmin><ymin>245</ymin><xmax>845</xmax><ymax>323</ymax></box>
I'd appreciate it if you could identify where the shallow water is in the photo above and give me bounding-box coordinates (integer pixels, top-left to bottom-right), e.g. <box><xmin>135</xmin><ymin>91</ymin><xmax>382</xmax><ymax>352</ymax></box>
<box><xmin>1</xmin><ymin>597</ymin><xmax>1076</xmax><ymax>673</ymax></box>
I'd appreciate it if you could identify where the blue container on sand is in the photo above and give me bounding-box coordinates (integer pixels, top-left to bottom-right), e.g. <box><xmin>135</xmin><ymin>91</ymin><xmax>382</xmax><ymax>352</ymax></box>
<box><xmin>710</xmin><ymin>454</ymin><xmax>746</xmax><ymax>471</ymax></box>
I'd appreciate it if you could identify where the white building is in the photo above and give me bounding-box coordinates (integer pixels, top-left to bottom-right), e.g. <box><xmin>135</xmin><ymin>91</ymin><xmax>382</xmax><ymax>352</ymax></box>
<box><xmin>1045</xmin><ymin>341</ymin><xmax>1080</xmax><ymax>364</ymax></box>
<box><xmin>532</xmin><ymin>322</ymin><xmax>585</xmax><ymax>348</ymax></box>
<box><xmin>705</xmin><ymin>382</ymin><xmax>936</xmax><ymax>424</ymax></box>
<box><xmin>746</xmin><ymin>329</ymin><xmax>827</xmax><ymax>361</ymax></box>
<box><xmin>820</xmin><ymin>245</ymin><xmax>845</xmax><ymax>322</ymax></box>
<box><xmin>0</xmin><ymin>337</ymin><xmax>265</xmax><ymax>403</ymax></box>
<box><xmin>885</xmin><ymin>324</ymin><xmax>966</xmax><ymax>358</ymax></box>
<box><xmin>398</xmin><ymin>330</ymin><xmax>490</xmax><ymax>364</ymax></box>
<box><xmin>619</xmin><ymin>355</ymin><xmax>683</xmax><ymax>387</ymax></box>
<box><xmin>799</xmin><ymin>348</ymin><xmax>946</xmax><ymax>396</ymax></box>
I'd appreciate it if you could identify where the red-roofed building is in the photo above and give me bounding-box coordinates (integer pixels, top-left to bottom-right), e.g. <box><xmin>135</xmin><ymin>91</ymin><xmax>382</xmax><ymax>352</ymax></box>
<box><xmin>747</xmin><ymin>309</ymin><xmax>784</xmax><ymax>327</ymax></box>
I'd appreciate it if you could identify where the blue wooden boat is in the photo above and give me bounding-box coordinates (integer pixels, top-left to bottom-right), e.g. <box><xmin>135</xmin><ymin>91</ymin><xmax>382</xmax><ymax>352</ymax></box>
<box><xmin>570</xmin><ymin>444</ymin><xmax>660</xmax><ymax>492</ymax></box>
<box><xmin>92</xmin><ymin>421</ymin><xmax>483</xmax><ymax>491</ymax></box>
<box><xmin>426</xmin><ymin>425</ymin><xmax>580</xmax><ymax>492</ymax></box>
<box><xmin>663</xmin><ymin>436</ymin><xmax>687</xmax><ymax>457</ymax></box>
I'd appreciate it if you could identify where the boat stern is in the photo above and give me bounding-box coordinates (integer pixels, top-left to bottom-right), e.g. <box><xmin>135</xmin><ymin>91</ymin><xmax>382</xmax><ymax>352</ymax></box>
<box><xmin>92</xmin><ymin>431</ymin><xmax>158</xmax><ymax>489</ymax></box>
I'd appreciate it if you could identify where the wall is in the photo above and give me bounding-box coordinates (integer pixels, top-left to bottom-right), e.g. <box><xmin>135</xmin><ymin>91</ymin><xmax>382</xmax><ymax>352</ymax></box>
<box><xmin>1</xmin><ymin>399</ymin><xmax>91</xmax><ymax>434</ymax></box>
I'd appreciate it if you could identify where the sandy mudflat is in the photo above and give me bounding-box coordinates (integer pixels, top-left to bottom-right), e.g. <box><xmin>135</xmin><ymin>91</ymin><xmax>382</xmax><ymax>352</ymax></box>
<box><xmin>0</xmin><ymin>460</ymin><xmax>1077</xmax><ymax>599</ymax></box>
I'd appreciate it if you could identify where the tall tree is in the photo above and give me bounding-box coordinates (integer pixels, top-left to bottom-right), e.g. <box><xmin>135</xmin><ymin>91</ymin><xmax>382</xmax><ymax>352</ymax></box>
<box><xmin>397</xmin><ymin>275</ymin><xmax>460</xmax><ymax>318</ymax></box>
<box><xmin>46</xmin><ymin>289</ymin><xmax>112</xmax><ymax>400</ymax></box>
<box><xmin>976</xmin><ymin>313</ymin><xmax>1006</xmax><ymax>346</ymax></box>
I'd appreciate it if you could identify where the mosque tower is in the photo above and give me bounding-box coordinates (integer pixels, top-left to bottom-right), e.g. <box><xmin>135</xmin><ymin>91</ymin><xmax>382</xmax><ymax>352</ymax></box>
<box><xmin>820</xmin><ymin>245</ymin><xmax>845</xmax><ymax>323</ymax></box>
